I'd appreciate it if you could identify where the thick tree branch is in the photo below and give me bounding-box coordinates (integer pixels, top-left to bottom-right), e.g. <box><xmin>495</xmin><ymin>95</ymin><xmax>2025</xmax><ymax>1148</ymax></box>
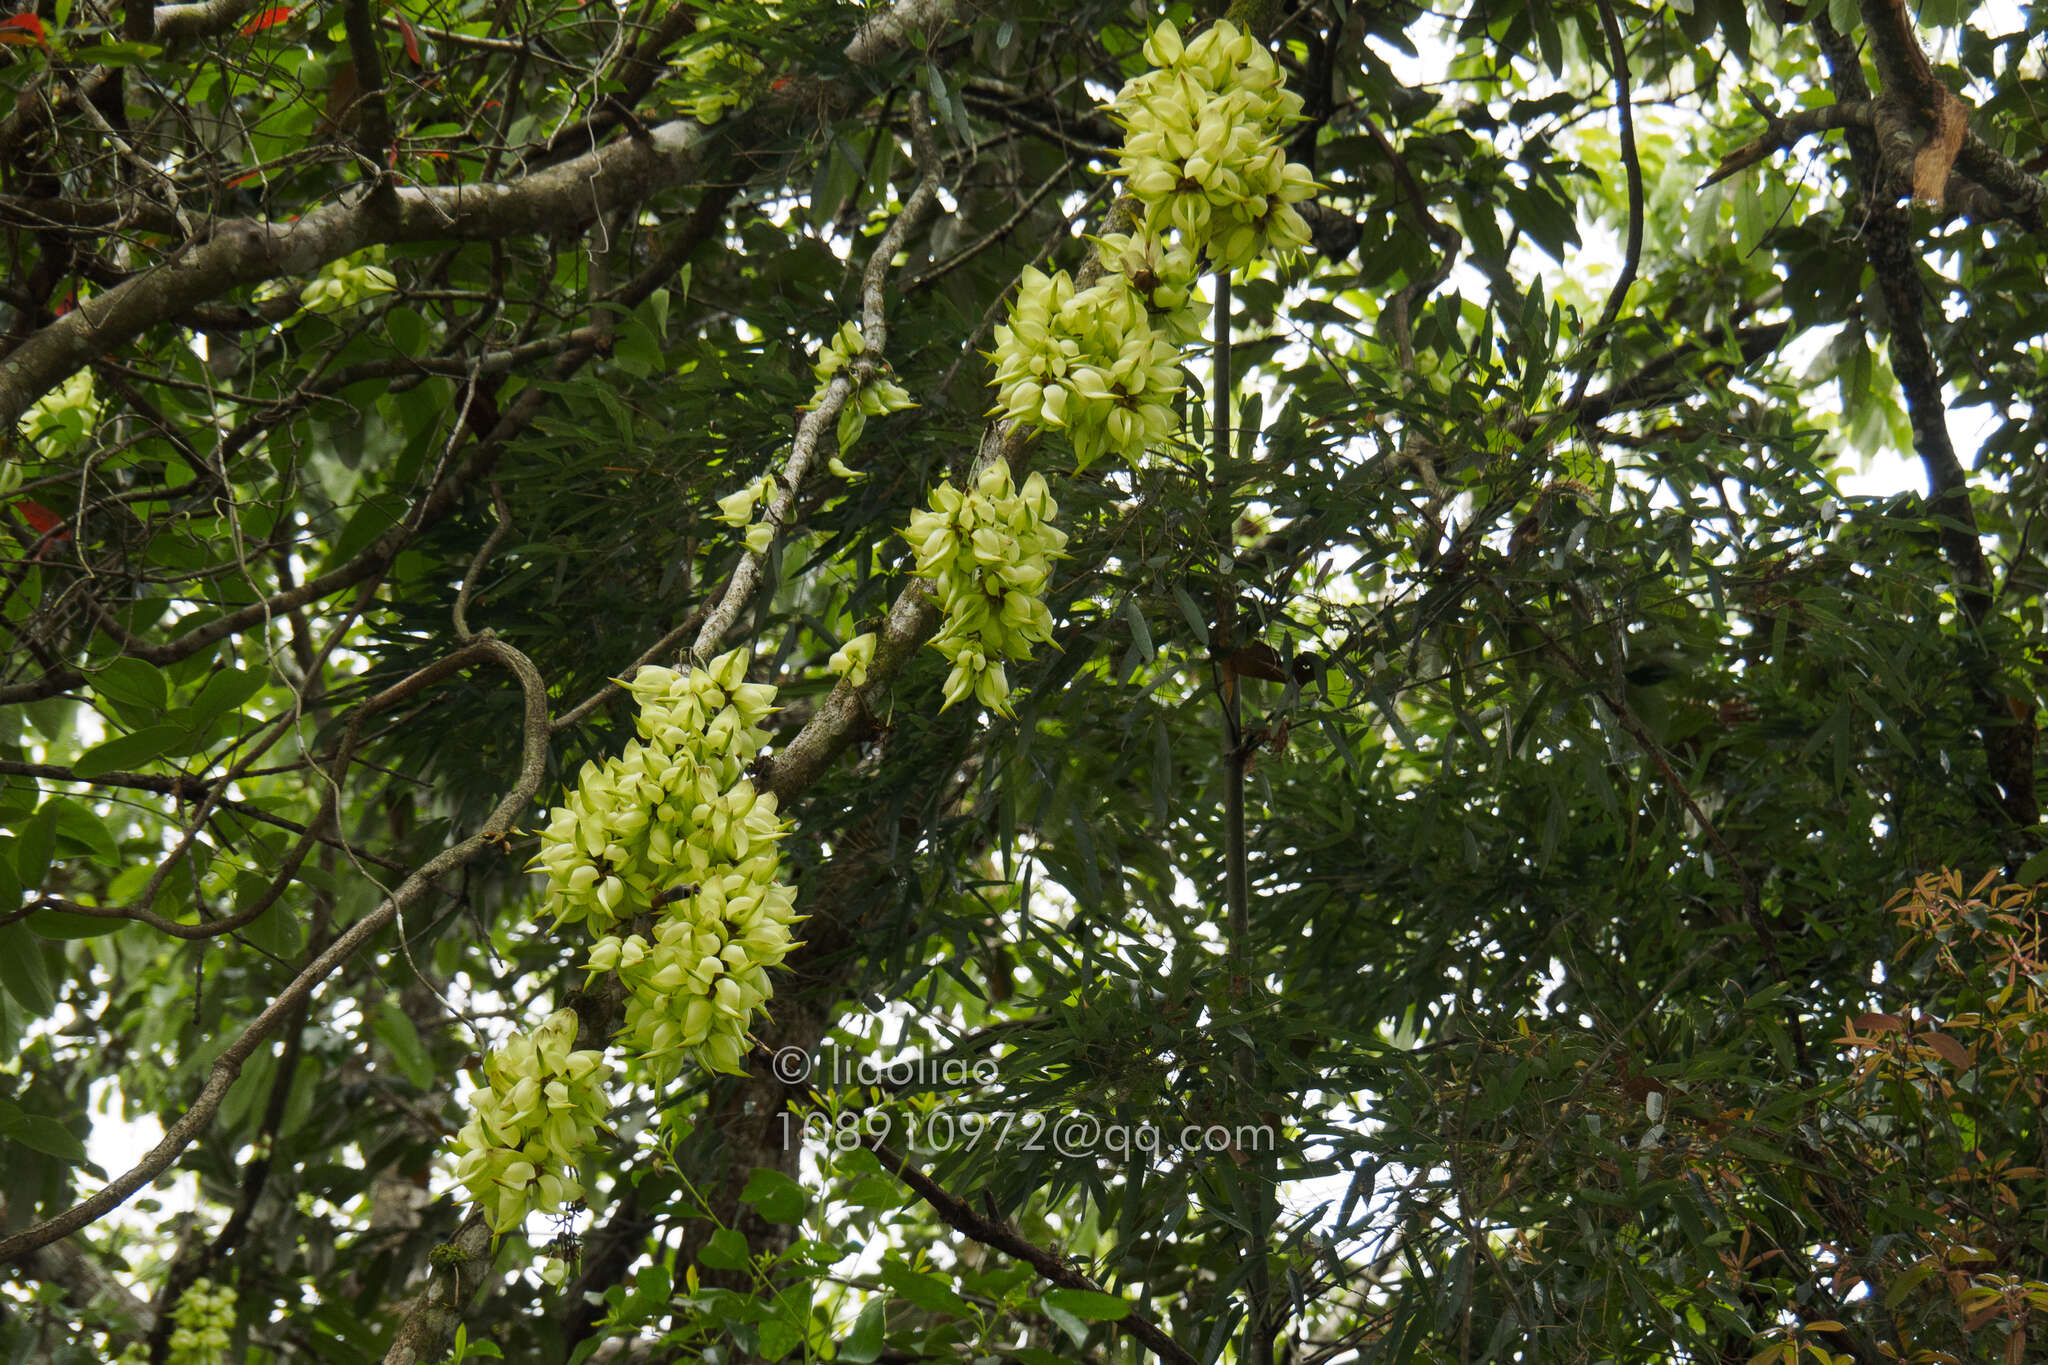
<box><xmin>0</xmin><ymin>0</ymin><xmax>968</xmax><ymax>430</ymax></box>
<box><xmin>1813</xmin><ymin>12</ymin><xmax>2039</xmax><ymax>840</ymax></box>
<box><xmin>1568</xmin><ymin>0</ymin><xmax>1644</xmax><ymax>410</ymax></box>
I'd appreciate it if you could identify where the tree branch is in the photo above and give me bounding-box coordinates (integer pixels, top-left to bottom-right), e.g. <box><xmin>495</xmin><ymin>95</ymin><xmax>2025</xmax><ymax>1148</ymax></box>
<box><xmin>0</xmin><ymin>0</ymin><xmax>969</xmax><ymax>430</ymax></box>
<box><xmin>864</xmin><ymin>1136</ymin><xmax>1200</xmax><ymax>1365</ymax></box>
<box><xmin>691</xmin><ymin>103</ymin><xmax>944</xmax><ymax>661</ymax></box>
<box><xmin>0</xmin><ymin>635</ymin><xmax>552</xmax><ymax>1269</ymax></box>
<box><xmin>1814</xmin><ymin>11</ymin><xmax>2039</xmax><ymax>841</ymax></box>
<box><xmin>1570</xmin><ymin>0</ymin><xmax>1644</xmax><ymax>413</ymax></box>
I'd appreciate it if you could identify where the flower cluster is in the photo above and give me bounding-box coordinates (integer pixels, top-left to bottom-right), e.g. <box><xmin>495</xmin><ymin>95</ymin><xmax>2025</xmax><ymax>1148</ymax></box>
<box><xmin>983</xmin><ymin>18</ymin><xmax>1315</xmax><ymax>473</ymax></box>
<box><xmin>673</xmin><ymin>29</ymin><xmax>765</xmax><ymax>125</ymax></box>
<box><xmin>812</xmin><ymin>320</ymin><xmax>915</xmax><ymax>462</ymax></box>
<box><xmin>532</xmin><ymin>649</ymin><xmax>801</xmax><ymax>1077</ymax></box>
<box><xmin>19</xmin><ymin>367</ymin><xmax>101</xmax><ymax>459</ymax></box>
<box><xmin>828</xmin><ymin>632</ymin><xmax>877</xmax><ymax>687</ymax></box>
<box><xmin>451</xmin><ymin>1010</ymin><xmax>614</xmax><ymax>1234</ymax></box>
<box><xmin>536</xmin><ymin>649</ymin><xmax>777</xmax><ymax>931</ymax></box>
<box><xmin>715</xmin><ymin>472</ymin><xmax>779</xmax><ymax>554</ymax></box>
<box><xmin>1113</xmin><ymin>20</ymin><xmax>1317</xmax><ymax>269</ymax></box>
<box><xmin>903</xmin><ymin>464</ymin><xmax>1066</xmax><ymax>713</ymax></box>
<box><xmin>990</xmin><ymin>266</ymin><xmax>1184</xmax><ymax>472</ymax></box>
<box><xmin>298</xmin><ymin>249</ymin><xmax>397</xmax><ymax>313</ymax></box>
<box><xmin>161</xmin><ymin>1278</ymin><xmax>236</xmax><ymax>1365</ymax></box>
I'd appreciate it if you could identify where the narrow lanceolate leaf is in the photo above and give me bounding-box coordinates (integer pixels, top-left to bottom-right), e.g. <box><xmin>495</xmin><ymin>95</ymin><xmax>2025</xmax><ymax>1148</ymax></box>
<box><xmin>71</xmin><ymin>725</ymin><xmax>186</xmax><ymax>779</ymax></box>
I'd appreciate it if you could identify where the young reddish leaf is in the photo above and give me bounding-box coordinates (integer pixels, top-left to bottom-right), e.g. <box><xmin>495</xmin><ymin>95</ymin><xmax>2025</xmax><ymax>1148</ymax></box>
<box><xmin>0</xmin><ymin>13</ymin><xmax>48</xmax><ymax>46</ymax></box>
<box><xmin>239</xmin><ymin>6</ymin><xmax>294</xmax><ymax>35</ymax></box>
<box><xmin>14</xmin><ymin>499</ymin><xmax>73</xmax><ymax>559</ymax></box>
<box><xmin>15</xmin><ymin>500</ymin><xmax>65</xmax><ymax>536</ymax></box>
<box><xmin>396</xmin><ymin>14</ymin><xmax>420</xmax><ymax>64</ymax></box>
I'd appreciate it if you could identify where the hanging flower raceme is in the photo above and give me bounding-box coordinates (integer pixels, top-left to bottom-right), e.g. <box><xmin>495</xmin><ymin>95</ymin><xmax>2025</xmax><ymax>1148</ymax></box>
<box><xmin>673</xmin><ymin>21</ymin><xmax>766</xmax><ymax>124</ymax></box>
<box><xmin>903</xmin><ymin>463</ymin><xmax>1066</xmax><ymax>714</ymax></box>
<box><xmin>133</xmin><ymin>1278</ymin><xmax>235</xmax><ymax>1365</ymax></box>
<box><xmin>450</xmin><ymin>1010</ymin><xmax>614</xmax><ymax>1234</ymax></box>
<box><xmin>532</xmin><ymin>649</ymin><xmax>802</xmax><ymax>1078</ymax></box>
<box><xmin>533</xmin><ymin>648</ymin><xmax>778</xmax><ymax>933</ymax></box>
<box><xmin>297</xmin><ymin>247</ymin><xmax>398</xmax><ymax>313</ymax></box>
<box><xmin>918</xmin><ymin>17</ymin><xmax>1316</xmax><ymax>719</ymax></box>
<box><xmin>989</xmin><ymin>266</ymin><xmax>1183</xmax><ymax>471</ymax></box>
<box><xmin>1111</xmin><ymin>19</ymin><xmax>1317</xmax><ymax>269</ymax></box>
<box><xmin>812</xmin><ymin>320</ymin><xmax>916</xmax><ymax>466</ymax></box>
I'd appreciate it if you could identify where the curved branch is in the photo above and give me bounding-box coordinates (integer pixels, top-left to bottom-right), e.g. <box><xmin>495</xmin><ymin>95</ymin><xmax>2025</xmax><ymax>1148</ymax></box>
<box><xmin>0</xmin><ymin>634</ymin><xmax>552</xmax><ymax>1270</ymax></box>
<box><xmin>864</xmin><ymin>1133</ymin><xmax>1199</xmax><ymax>1365</ymax></box>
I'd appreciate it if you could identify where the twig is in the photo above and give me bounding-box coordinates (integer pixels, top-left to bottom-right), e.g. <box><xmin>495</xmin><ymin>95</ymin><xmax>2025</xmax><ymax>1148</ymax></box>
<box><xmin>453</xmin><ymin>482</ymin><xmax>514</xmax><ymax>642</ymax></box>
<box><xmin>1358</xmin><ymin>111</ymin><xmax>1460</xmax><ymax>376</ymax></box>
<box><xmin>1700</xmin><ymin>100</ymin><xmax>1873</xmax><ymax>188</ymax></box>
<box><xmin>1211</xmin><ymin>265</ymin><xmax>1276</xmax><ymax>1365</ymax></box>
<box><xmin>907</xmin><ymin>159</ymin><xmax>1075</xmax><ymax>294</ymax></box>
<box><xmin>341</xmin><ymin>0</ymin><xmax>397</xmax><ymax>207</ymax></box>
<box><xmin>63</xmin><ymin>81</ymin><xmax>194</xmax><ymax>240</ymax></box>
<box><xmin>758</xmin><ymin>197</ymin><xmax>1135</xmax><ymax>801</ymax></box>
<box><xmin>1567</xmin><ymin>0</ymin><xmax>1644</xmax><ymax>411</ymax></box>
<box><xmin>863</xmin><ymin>1135</ymin><xmax>1199</xmax><ymax>1365</ymax></box>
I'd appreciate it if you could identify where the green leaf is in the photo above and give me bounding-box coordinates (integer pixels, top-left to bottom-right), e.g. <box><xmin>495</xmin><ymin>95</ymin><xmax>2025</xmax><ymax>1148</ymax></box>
<box><xmin>1123</xmin><ymin>598</ymin><xmax>1154</xmax><ymax>664</ymax></box>
<box><xmin>839</xmin><ymin>1297</ymin><xmax>887</xmax><ymax>1364</ymax></box>
<box><xmin>25</xmin><ymin>909</ymin><xmax>123</xmax><ymax>939</ymax></box>
<box><xmin>371</xmin><ymin>1001</ymin><xmax>436</xmax><ymax>1089</ymax></box>
<box><xmin>0</xmin><ymin>929</ymin><xmax>47</xmax><ymax>1015</ymax></box>
<box><xmin>186</xmin><ymin>667</ymin><xmax>270</xmax><ymax>738</ymax></box>
<box><xmin>91</xmin><ymin>657</ymin><xmax>168</xmax><ymax>714</ymax></box>
<box><xmin>7</xmin><ymin>1114</ymin><xmax>87</xmax><ymax>1163</ymax></box>
<box><xmin>48</xmin><ymin>797</ymin><xmax>118</xmax><ymax>863</ymax></box>
<box><xmin>1172</xmin><ymin>585</ymin><xmax>1209</xmax><ymax>647</ymax></box>
<box><xmin>72</xmin><ymin>724</ymin><xmax>186</xmax><ymax>779</ymax></box>
<box><xmin>15</xmin><ymin>801</ymin><xmax>58</xmax><ymax>891</ymax></box>
<box><xmin>755</xmin><ymin>1316</ymin><xmax>802</xmax><ymax>1361</ymax></box>
<box><xmin>740</xmin><ymin>1167</ymin><xmax>808</xmax><ymax>1224</ymax></box>
<box><xmin>881</xmin><ymin>1262</ymin><xmax>971</xmax><ymax>1318</ymax></box>
<box><xmin>1040</xmin><ymin>1296</ymin><xmax>1090</xmax><ymax>1347</ymax></box>
<box><xmin>242</xmin><ymin>898</ymin><xmax>302</xmax><ymax>957</ymax></box>
<box><xmin>1041</xmin><ymin>1289</ymin><xmax>1130</xmax><ymax>1322</ymax></box>
<box><xmin>0</xmin><ymin>838</ymin><xmax>20</xmax><ymax>911</ymax></box>
<box><xmin>1522</xmin><ymin>0</ymin><xmax>1562</xmax><ymax>75</ymax></box>
<box><xmin>2016</xmin><ymin>840</ymin><xmax>2048</xmax><ymax>886</ymax></box>
<box><xmin>700</xmin><ymin>1227</ymin><xmax>752</xmax><ymax>1270</ymax></box>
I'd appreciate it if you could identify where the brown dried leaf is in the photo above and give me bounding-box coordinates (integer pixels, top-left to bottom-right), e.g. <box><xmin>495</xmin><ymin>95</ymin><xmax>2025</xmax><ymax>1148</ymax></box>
<box><xmin>1912</xmin><ymin>89</ymin><xmax>1968</xmax><ymax>207</ymax></box>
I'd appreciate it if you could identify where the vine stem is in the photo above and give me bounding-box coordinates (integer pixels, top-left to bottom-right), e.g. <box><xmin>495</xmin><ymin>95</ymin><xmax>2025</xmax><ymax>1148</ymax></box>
<box><xmin>1212</xmin><ymin>268</ymin><xmax>1274</xmax><ymax>1365</ymax></box>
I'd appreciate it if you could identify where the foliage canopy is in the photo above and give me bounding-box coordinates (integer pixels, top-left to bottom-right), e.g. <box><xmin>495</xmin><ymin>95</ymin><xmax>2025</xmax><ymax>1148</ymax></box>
<box><xmin>1</xmin><ymin>0</ymin><xmax>2045</xmax><ymax>1363</ymax></box>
